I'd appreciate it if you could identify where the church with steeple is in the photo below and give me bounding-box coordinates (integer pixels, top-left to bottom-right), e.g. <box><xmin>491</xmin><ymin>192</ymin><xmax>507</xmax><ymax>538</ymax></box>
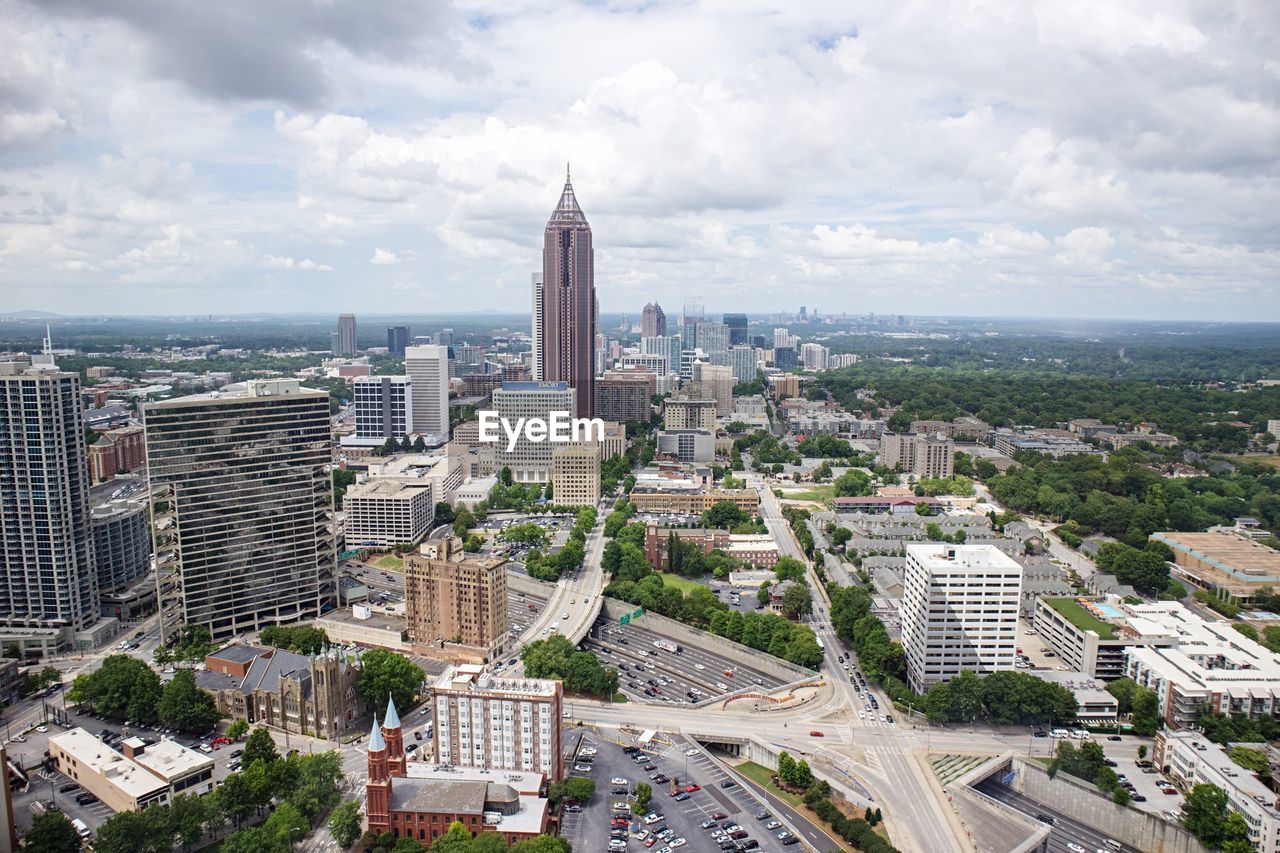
<box><xmin>365</xmin><ymin>694</ymin><xmax>552</xmax><ymax>846</ymax></box>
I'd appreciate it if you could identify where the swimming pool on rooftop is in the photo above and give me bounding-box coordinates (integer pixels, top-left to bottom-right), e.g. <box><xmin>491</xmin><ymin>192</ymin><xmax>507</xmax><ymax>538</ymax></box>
<box><xmin>1094</xmin><ymin>603</ymin><xmax>1124</xmax><ymax>618</ymax></box>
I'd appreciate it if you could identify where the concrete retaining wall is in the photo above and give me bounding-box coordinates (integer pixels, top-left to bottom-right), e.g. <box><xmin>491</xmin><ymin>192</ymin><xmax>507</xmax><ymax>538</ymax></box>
<box><xmin>506</xmin><ymin>572</ymin><xmax>558</xmax><ymax>598</ymax></box>
<box><xmin>1010</xmin><ymin>757</ymin><xmax>1208</xmax><ymax>853</ymax></box>
<box><xmin>598</xmin><ymin>596</ymin><xmax>815</xmax><ymax>683</ymax></box>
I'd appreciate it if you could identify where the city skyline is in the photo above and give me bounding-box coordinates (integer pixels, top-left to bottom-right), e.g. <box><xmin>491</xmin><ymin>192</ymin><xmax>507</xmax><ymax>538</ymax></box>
<box><xmin>1</xmin><ymin>3</ymin><xmax>1277</xmax><ymax>321</ymax></box>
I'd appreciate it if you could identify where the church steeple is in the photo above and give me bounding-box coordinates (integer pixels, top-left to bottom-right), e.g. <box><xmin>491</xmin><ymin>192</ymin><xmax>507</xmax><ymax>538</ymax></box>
<box><xmin>382</xmin><ymin>694</ymin><xmax>407</xmax><ymax>777</ymax></box>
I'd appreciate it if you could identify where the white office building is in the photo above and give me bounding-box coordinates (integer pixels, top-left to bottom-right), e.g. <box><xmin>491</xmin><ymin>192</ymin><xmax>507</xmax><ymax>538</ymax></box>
<box><xmin>343</xmin><ymin>480</ymin><xmax>434</xmax><ymax>548</ymax></box>
<box><xmin>900</xmin><ymin>543</ymin><xmax>1023</xmax><ymax>692</ymax></box>
<box><xmin>404</xmin><ymin>345</ymin><xmax>450</xmax><ymax>446</ymax></box>
<box><xmin>530</xmin><ymin>273</ymin><xmax>544</xmax><ymax>381</ymax></box>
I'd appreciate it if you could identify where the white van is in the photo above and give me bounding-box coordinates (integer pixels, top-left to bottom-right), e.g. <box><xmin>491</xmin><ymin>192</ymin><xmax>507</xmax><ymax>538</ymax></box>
<box><xmin>1072</xmin><ymin>729</ymin><xmax>1091</xmax><ymax>739</ymax></box>
<box><xmin>1050</xmin><ymin>728</ymin><xmax>1071</xmax><ymax>738</ymax></box>
<box><xmin>71</xmin><ymin>818</ymin><xmax>91</xmax><ymax>839</ymax></box>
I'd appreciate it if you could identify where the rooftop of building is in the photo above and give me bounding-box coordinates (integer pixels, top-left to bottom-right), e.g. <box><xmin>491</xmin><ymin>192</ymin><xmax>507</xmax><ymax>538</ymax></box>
<box><xmin>434</xmin><ymin>664</ymin><xmax>559</xmax><ymax>698</ymax></box>
<box><xmin>1041</xmin><ymin>597</ymin><xmax>1120</xmax><ymax>640</ymax></box>
<box><xmin>345</xmin><ymin>480</ymin><xmax>432</xmax><ymax>500</ymax></box>
<box><xmin>1152</xmin><ymin>530</ymin><xmax>1280</xmax><ymax>583</ymax></box>
<box><xmin>50</xmin><ymin>728</ymin><xmax>207</xmax><ymax>796</ymax></box>
<box><xmin>905</xmin><ymin>542</ymin><xmax>1022</xmax><ymax>571</ymax></box>
<box><xmin>1125</xmin><ymin>601</ymin><xmax>1280</xmax><ymax>694</ymax></box>
<box><xmin>144</xmin><ymin>379</ymin><xmax>325</xmax><ymax>408</ymax></box>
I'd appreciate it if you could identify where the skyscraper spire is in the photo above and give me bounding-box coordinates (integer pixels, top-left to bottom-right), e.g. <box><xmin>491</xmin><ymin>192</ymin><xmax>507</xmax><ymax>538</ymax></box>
<box><xmin>541</xmin><ymin>167</ymin><xmax>597</xmax><ymax>417</ymax></box>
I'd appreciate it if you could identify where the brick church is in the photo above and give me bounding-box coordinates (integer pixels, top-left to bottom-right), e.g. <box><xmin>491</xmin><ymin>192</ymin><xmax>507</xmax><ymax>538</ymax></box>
<box><xmin>365</xmin><ymin>696</ymin><xmax>552</xmax><ymax>846</ymax></box>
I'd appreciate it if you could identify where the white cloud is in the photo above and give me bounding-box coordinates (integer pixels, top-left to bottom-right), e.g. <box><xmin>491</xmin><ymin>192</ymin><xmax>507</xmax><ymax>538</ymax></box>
<box><xmin>262</xmin><ymin>255</ymin><xmax>333</xmax><ymax>272</ymax></box>
<box><xmin>0</xmin><ymin>0</ymin><xmax>1277</xmax><ymax>319</ymax></box>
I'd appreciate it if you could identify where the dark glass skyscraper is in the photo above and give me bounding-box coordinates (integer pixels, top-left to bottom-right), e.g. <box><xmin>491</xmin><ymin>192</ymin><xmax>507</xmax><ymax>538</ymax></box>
<box><xmin>723</xmin><ymin>313</ymin><xmax>748</xmax><ymax>346</ymax></box>
<box><xmin>539</xmin><ymin>168</ymin><xmax>597</xmax><ymax>417</ymax></box>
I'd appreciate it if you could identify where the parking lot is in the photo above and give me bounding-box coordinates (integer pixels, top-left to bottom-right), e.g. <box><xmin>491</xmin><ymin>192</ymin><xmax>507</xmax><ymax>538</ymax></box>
<box><xmin>559</xmin><ymin>729</ymin><xmax>806</xmax><ymax>853</ymax></box>
<box><xmin>5</xmin><ymin>709</ymin><xmax>249</xmax><ymax>836</ymax></box>
<box><xmin>580</xmin><ymin>617</ymin><xmax>788</xmax><ymax>706</ymax></box>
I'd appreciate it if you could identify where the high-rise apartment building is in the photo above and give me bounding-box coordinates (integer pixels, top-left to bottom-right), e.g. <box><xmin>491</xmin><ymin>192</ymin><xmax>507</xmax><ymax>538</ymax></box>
<box><xmin>690</xmin><ymin>362</ymin><xmax>734</xmax><ymax>416</ymax></box>
<box><xmin>640</xmin><ymin>335</ymin><xmax>680</xmax><ymax>375</ymax></box>
<box><xmin>723</xmin><ymin>313</ymin><xmax>748</xmax><ymax>346</ymax></box>
<box><xmin>596</xmin><ymin>371</ymin><xmax>653</xmax><ymax>423</ymax></box>
<box><xmin>430</xmin><ymin>664</ymin><xmax>564</xmax><ymax>781</ymax></box>
<box><xmin>623</xmin><ymin>351</ymin><xmax>671</xmax><ymax>376</ymax></box>
<box><xmin>0</xmin><ymin>357</ymin><xmax>99</xmax><ymax>650</ymax></box>
<box><xmin>405</xmin><ymin>537</ymin><xmax>508</xmax><ymax>662</ymax></box>
<box><xmin>353</xmin><ymin>375</ymin><xmax>413</xmax><ymax>441</ymax></box>
<box><xmin>144</xmin><ymin>379</ymin><xmax>336</xmax><ymax>643</ymax></box>
<box><xmin>663</xmin><ymin>398</ymin><xmax>718</xmax><ymax>431</ymax></box>
<box><xmin>336</xmin><ymin>314</ymin><xmax>358</xmax><ymax>355</ymax></box>
<box><xmin>530</xmin><ymin>273</ymin><xmax>544</xmax><ymax>381</ymax></box>
<box><xmin>900</xmin><ymin>544</ymin><xmax>1022</xmax><ymax>692</ymax></box>
<box><xmin>91</xmin><ymin>497</ymin><xmax>151</xmax><ymax>594</ymax></box>
<box><xmin>774</xmin><ymin>346</ymin><xmax>798</xmax><ymax>370</ymax></box>
<box><xmin>878</xmin><ymin>433</ymin><xmax>954</xmax><ymax>479</ymax></box>
<box><xmin>551</xmin><ymin>443</ymin><xmax>602</xmax><ymax>507</ymax></box>
<box><xmin>491</xmin><ymin>382</ymin><xmax>575</xmax><ymax>483</ymax></box>
<box><xmin>773</xmin><ymin>328</ymin><xmax>790</xmax><ymax>350</ymax></box>
<box><xmin>404</xmin><ymin>345</ymin><xmax>449</xmax><ymax>446</ymax></box>
<box><xmin>729</xmin><ymin>345</ymin><xmax>758</xmax><ymax>383</ymax></box>
<box><xmin>696</xmin><ymin>322</ymin><xmax>729</xmax><ymax>356</ymax></box>
<box><xmin>801</xmin><ymin>342</ymin><xmax>829</xmax><ymax>370</ymax></box>
<box><xmin>539</xmin><ymin>169</ymin><xmax>597</xmax><ymax>418</ymax></box>
<box><xmin>641</xmin><ymin>302</ymin><xmax>667</xmax><ymax>338</ymax></box>
<box><xmin>386</xmin><ymin>326</ymin><xmax>409</xmax><ymax>357</ymax></box>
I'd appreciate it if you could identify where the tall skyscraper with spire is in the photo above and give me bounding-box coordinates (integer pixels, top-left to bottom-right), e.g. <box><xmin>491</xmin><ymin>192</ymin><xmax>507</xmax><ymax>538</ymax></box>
<box><xmin>538</xmin><ymin>165</ymin><xmax>597</xmax><ymax>418</ymax></box>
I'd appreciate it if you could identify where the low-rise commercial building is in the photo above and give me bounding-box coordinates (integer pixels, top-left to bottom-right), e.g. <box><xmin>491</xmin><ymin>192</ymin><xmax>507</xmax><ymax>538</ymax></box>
<box><xmin>1153</xmin><ymin>530</ymin><xmax>1280</xmax><ymax>605</ymax></box>
<box><xmin>629</xmin><ymin>484</ymin><xmax>760</xmax><ymax>516</ymax></box>
<box><xmin>643</xmin><ymin>526</ymin><xmax>779</xmax><ymax>570</ymax></box>
<box><xmin>656</xmin><ymin>429</ymin><xmax>715</xmax><ymax>463</ymax></box>
<box><xmin>49</xmin><ymin>728</ymin><xmax>213</xmax><ymax>812</ymax></box>
<box><xmin>343</xmin><ymin>480</ymin><xmax>434</xmax><ymax>548</ymax></box>
<box><xmin>1155</xmin><ymin>730</ymin><xmax>1280</xmax><ymax>852</ymax></box>
<box><xmin>315</xmin><ymin>603</ymin><xmax>409</xmax><ymax>651</ymax></box>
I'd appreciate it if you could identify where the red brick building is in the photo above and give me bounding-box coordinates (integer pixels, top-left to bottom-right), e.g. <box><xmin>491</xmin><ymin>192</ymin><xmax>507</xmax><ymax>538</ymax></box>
<box><xmin>88</xmin><ymin>425</ymin><xmax>146</xmax><ymax>482</ymax></box>
<box><xmin>366</xmin><ymin>697</ymin><xmax>551</xmax><ymax>846</ymax></box>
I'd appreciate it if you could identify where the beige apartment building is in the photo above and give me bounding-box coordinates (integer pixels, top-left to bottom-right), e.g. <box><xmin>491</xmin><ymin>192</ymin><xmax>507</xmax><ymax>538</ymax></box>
<box><xmin>431</xmin><ymin>664</ymin><xmax>564</xmax><ymax>781</ymax></box>
<box><xmin>878</xmin><ymin>432</ymin><xmax>955</xmax><ymax>479</ymax></box>
<box><xmin>663</xmin><ymin>397</ymin><xmax>717</xmax><ymax>431</ymax></box>
<box><xmin>551</xmin><ymin>443</ymin><xmax>601</xmax><ymax>507</ymax></box>
<box><xmin>405</xmin><ymin>537</ymin><xmax>508</xmax><ymax>663</ymax></box>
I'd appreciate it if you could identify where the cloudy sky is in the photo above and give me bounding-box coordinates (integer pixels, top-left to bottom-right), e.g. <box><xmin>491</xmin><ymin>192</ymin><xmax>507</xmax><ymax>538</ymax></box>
<box><xmin>1</xmin><ymin>0</ymin><xmax>1277</xmax><ymax>320</ymax></box>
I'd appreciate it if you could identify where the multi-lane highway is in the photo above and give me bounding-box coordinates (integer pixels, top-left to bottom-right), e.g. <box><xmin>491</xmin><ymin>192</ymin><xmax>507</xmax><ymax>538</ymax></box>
<box><xmin>750</xmin><ymin>470</ymin><xmax>968</xmax><ymax>853</ymax></box>
<box><xmin>512</xmin><ymin>499</ymin><xmax>613</xmax><ymax>657</ymax></box>
<box><xmin>582</xmin><ymin>615</ymin><xmax>788</xmax><ymax>703</ymax></box>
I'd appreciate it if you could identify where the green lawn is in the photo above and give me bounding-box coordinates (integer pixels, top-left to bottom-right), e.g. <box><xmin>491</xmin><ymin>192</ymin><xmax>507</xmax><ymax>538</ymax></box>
<box><xmin>1043</xmin><ymin>597</ymin><xmax>1116</xmax><ymax>639</ymax></box>
<box><xmin>659</xmin><ymin>573</ymin><xmax>709</xmax><ymax>595</ymax></box>
<box><xmin>735</xmin><ymin>760</ymin><xmax>802</xmax><ymax>806</ymax></box>
<box><xmin>781</xmin><ymin>485</ymin><xmax>834</xmax><ymax>502</ymax></box>
<box><xmin>373</xmin><ymin>554</ymin><xmax>403</xmax><ymax>571</ymax></box>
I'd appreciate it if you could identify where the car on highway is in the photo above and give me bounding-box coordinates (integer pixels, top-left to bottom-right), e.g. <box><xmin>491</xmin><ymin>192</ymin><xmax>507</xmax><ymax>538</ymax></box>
<box><xmin>809</xmin><ymin>730</ymin><xmax>824</xmax><ymax>737</ymax></box>
<box><xmin>1066</xmin><ymin>845</ymin><xmax>1085</xmax><ymax>853</ymax></box>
